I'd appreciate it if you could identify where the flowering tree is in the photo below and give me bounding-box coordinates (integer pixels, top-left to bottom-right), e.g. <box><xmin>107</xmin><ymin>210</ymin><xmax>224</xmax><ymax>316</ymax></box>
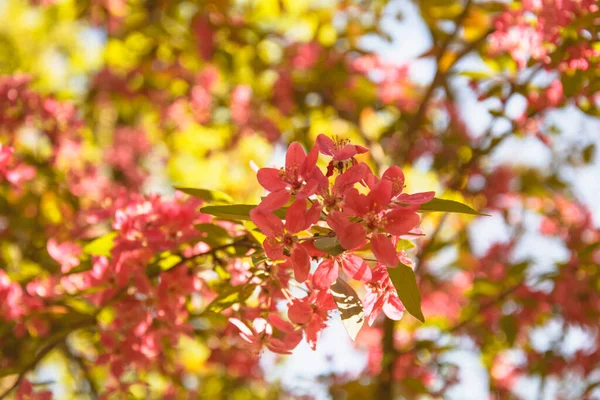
<box><xmin>1</xmin><ymin>0</ymin><xmax>599</xmax><ymax>399</ymax></box>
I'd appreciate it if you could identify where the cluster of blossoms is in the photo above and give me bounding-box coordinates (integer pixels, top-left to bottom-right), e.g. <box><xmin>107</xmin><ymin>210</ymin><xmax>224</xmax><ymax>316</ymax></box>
<box><xmin>223</xmin><ymin>135</ymin><xmax>434</xmax><ymax>352</ymax></box>
<box><xmin>488</xmin><ymin>0</ymin><xmax>599</xmax><ymax>70</ymax></box>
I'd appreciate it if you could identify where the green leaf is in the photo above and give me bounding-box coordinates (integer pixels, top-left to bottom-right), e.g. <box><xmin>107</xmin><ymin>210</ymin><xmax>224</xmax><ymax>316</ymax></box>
<box><xmin>396</xmin><ymin>239</ymin><xmax>415</xmax><ymax>251</ymax></box>
<box><xmin>195</xmin><ymin>223</ymin><xmax>232</xmax><ymax>246</ymax></box>
<box><xmin>205</xmin><ymin>284</ymin><xmax>256</xmax><ymax>313</ymax></box>
<box><xmin>418</xmin><ymin>197</ymin><xmax>487</xmax><ymax>216</ymax></box>
<box><xmin>314</xmin><ymin>236</ymin><xmax>346</xmax><ymax>256</ymax></box>
<box><xmin>330</xmin><ymin>279</ymin><xmax>365</xmax><ymax>341</ymax></box>
<box><xmin>83</xmin><ymin>232</ymin><xmax>117</xmax><ymax>257</ymax></box>
<box><xmin>175</xmin><ymin>187</ymin><xmax>234</xmax><ymax>204</ymax></box>
<box><xmin>200</xmin><ymin>204</ymin><xmax>286</xmax><ymax>221</ymax></box>
<box><xmin>387</xmin><ymin>263</ymin><xmax>425</xmax><ymax>322</ymax></box>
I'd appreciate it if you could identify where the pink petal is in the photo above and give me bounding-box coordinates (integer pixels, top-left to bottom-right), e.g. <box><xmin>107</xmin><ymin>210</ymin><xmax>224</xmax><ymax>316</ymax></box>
<box><xmin>286</xmin><ymin>142</ymin><xmax>307</xmax><ymax>169</ymax></box>
<box><xmin>291</xmin><ymin>245</ymin><xmax>310</xmax><ymax>282</ymax></box>
<box><xmin>312</xmin><ymin>259</ymin><xmax>339</xmax><ymax>290</ymax></box>
<box><xmin>385</xmin><ymin>209</ymin><xmax>420</xmax><ymax>236</ymax></box>
<box><xmin>334</xmin><ymin>163</ymin><xmax>370</xmax><ymax>193</ymax></box>
<box><xmin>365</xmin><ymin>293</ymin><xmax>386</xmax><ymax>326</ymax></box>
<box><xmin>302</xmin><ymin>145</ymin><xmax>319</xmax><ymax>176</ymax></box>
<box><xmin>288</xmin><ymin>301</ymin><xmax>313</xmax><ymax>325</ymax></box>
<box><xmin>396</xmin><ymin>191</ymin><xmax>436</xmax><ymax>205</ymax></box>
<box><xmin>258</xmin><ymin>190</ymin><xmax>290</xmax><ymax>212</ymax></box>
<box><xmin>354</xmin><ymin>145</ymin><xmax>369</xmax><ymax>154</ymax></box>
<box><xmin>382</xmin><ymin>166</ymin><xmax>405</xmax><ymax>196</ymax></box>
<box><xmin>368</xmin><ymin>179</ymin><xmax>392</xmax><ymax>212</ymax></box>
<box><xmin>371</xmin><ymin>234</ymin><xmax>398</xmax><ymax>267</ymax></box>
<box><xmin>341</xmin><ymin>254</ymin><xmax>372</xmax><ymax>282</ymax></box>
<box><xmin>338</xmin><ymin>222</ymin><xmax>367</xmax><ymax>250</ymax></box>
<box><xmin>343</xmin><ymin>188</ymin><xmax>370</xmax><ymax>216</ymax></box>
<box><xmin>257</xmin><ymin>168</ymin><xmax>287</xmax><ymax>192</ymax></box>
<box><xmin>250</xmin><ymin>208</ymin><xmax>284</xmax><ymax>238</ymax></box>
<box><xmin>316</xmin><ymin>134</ymin><xmax>336</xmax><ymax>156</ymax></box>
<box><xmin>229</xmin><ymin>318</ymin><xmax>256</xmax><ymax>342</ymax></box>
<box><xmin>332</xmin><ymin>144</ymin><xmax>357</xmax><ymax>161</ymax></box>
<box><xmin>285</xmin><ymin>199</ymin><xmax>308</xmax><ymax>234</ymax></box>
<box><xmin>382</xmin><ymin>295</ymin><xmax>405</xmax><ymax>320</ymax></box>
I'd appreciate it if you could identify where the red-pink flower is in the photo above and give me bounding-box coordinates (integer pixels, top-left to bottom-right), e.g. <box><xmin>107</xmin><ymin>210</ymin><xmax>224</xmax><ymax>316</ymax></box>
<box><xmin>229</xmin><ymin>316</ymin><xmax>301</xmax><ymax>355</ymax></box>
<box><xmin>47</xmin><ymin>239</ymin><xmax>82</xmax><ymax>274</ymax></box>
<box><xmin>312</xmin><ymin>253</ymin><xmax>372</xmax><ymax>289</ymax></box>
<box><xmin>288</xmin><ymin>289</ymin><xmax>336</xmax><ymax>349</ymax></box>
<box><xmin>316</xmin><ymin>134</ymin><xmax>368</xmax><ymax>176</ymax></box>
<box><xmin>328</xmin><ymin>178</ymin><xmax>421</xmax><ymax>265</ymax></box>
<box><xmin>250</xmin><ymin>199</ymin><xmax>321</xmax><ymax>282</ymax></box>
<box><xmin>363</xmin><ymin>265</ymin><xmax>405</xmax><ymax>326</ymax></box>
<box><xmin>257</xmin><ymin>142</ymin><xmax>325</xmax><ymax>201</ymax></box>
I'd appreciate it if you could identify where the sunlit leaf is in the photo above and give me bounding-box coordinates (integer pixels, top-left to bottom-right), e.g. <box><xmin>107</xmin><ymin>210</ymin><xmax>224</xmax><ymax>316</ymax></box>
<box><xmin>330</xmin><ymin>279</ymin><xmax>365</xmax><ymax>340</ymax></box>
<box><xmin>200</xmin><ymin>204</ymin><xmax>286</xmax><ymax>221</ymax></box>
<box><xmin>418</xmin><ymin>197</ymin><xmax>487</xmax><ymax>216</ymax></box>
<box><xmin>83</xmin><ymin>232</ymin><xmax>117</xmax><ymax>257</ymax></box>
<box><xmin>205</xmin><ymin>284</ymin><xmax>256</xmax><ymax>313</ymax></box>
<box><xmin>387</xmin><ymin>263</ymin><xmax>425</xmax><ymax>322</ymax></box>
<box><xmin>175</xmin><ymin>187</ymin><xmax>234</xmax><ymax>203</ymax></box>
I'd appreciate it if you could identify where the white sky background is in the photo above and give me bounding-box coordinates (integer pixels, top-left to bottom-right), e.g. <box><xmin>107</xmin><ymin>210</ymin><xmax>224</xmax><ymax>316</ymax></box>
<box><xmin>265</xmin><ymin>1</ymin><xmax>600</xmax><ymax>399</ymax></box>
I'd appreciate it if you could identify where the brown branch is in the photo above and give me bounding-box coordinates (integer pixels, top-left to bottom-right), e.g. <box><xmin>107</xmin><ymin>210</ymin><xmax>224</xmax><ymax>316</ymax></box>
<box><xmin>61</xmin><ymin>344</ymin><xmax>99</xmax><ymax>399</ymax></box>
<box><xmin>0</xmin><ymin>318</ymin><xmax>96</xmax><ymax>400</ymax></box>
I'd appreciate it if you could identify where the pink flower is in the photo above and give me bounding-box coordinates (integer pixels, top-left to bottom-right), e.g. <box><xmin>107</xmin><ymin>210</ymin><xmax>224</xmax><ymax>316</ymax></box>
<box><xmin>288</xmin><ymin>289</ymin><xmax>336</xmax><ymax>349</ymax></box>
<box><xmin>312</xmin><ymin>253</ymin><xmax>372</xmax><ymax>289</ymax></box>
<box><xmin>229</xmin><ymin>316</ymin><xmax>301</xmax><ymax>355</ymax></box>
<box><xmin>251</xmin><ymin>199</ymin><xmax>321</xmax><ymax>282</ymax></box>
<box><xmin>316</xmin><ymin>134</ymin><xmax>368</xmax><ymax>176</ymax></box>
<box><xmin>47</xmin><ymin>239</ymin><xmax>82</xmax><ymax>274</ymax></box>
<box><xmin>257</xmin><ymin>142</ymin><xmax>325</xmax><ymax>200</ymax></box>
<box><xmin>363</xmin><ymin>266</ymin><xmax>405</xmax><ymax>326</ymax></box>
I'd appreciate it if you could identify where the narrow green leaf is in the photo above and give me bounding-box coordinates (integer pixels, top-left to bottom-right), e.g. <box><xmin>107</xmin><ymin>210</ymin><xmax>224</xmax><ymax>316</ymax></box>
<box><xmin>175</xmin><ymin>187</ymin><xmax>234</xmax><ymax>204</ymax></box>
<box><xmin>418</xmin><ymin>197</ymin><xmax>487</xmax><ymax>216</ymax></box>
<box><xmin>387</xmin><ymin>263</ymin><xmax>425</xmax><ymax>322</ymax></box>
<box><xmin>83</xmin><ymin>232</ymin><xmax>117</xmax><ymax>257</ymax></box>
<box><xmin>200</xmin><ymin>204</ymin><xmax>286</xmax><ymax>221</ymax></box>
<box><xmin>330</xmin><ymin>279</ymin><xmax>365</xmax><ymax>341</ymax></box>
<box><xmin>200</xmin><ymin>204</ymin><xmax>255</xmax><ymax>220</ymax></box>
<box><xmin>314</xmin><ymin>236</ymin><xmax>346</xmax><ymax>256</ymax></box>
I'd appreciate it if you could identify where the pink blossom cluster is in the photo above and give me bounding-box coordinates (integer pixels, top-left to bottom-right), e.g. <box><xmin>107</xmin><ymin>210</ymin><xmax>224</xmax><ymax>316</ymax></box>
<box><xmin>489</xmin><ymin>0</ymin><xmax>599</xmax><ymax>70</ymax></box>
<box><xmin>223</xmin><ymin>135</ymin><xmax>434</xmax><ymax>352</ymax></box>
<box><xmin>352</xmin><ymin>55</ymin><xmax>418</xmax><ymax>110</ymax></box>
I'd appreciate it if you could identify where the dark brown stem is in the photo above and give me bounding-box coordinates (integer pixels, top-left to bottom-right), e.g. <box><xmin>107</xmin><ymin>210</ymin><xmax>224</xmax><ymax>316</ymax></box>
<box><xmin>377</xmin><ymin>317</ymin><xmax>397</xmax><ymax>399</ymax></box>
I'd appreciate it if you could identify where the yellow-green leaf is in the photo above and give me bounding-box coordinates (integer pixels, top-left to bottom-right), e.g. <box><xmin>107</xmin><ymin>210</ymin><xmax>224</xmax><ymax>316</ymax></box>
<box><xmin>418</xmin><ymin>197</ymin><xmax>487</xmax><ymax>216</ymax></box>
<box><xmin>387</xmin><ymin>263</ymin><xmax>425</xmax><ymax>322</ymax></box>
<box><xmin>200</xmin><ymin>204</ymin><xmax>286</xmax><ymax>221</ymax></box>
<box><xmin>83</xmin><ymin>232</ymin><xmax>117</xmax><ymax>257</ymax></box>
<box><xmin>330</xmin><ymin>279</ymin><xmax>365</xmax><ymax>340</ymax></box>
<box><xmin>175</xmin><ymin>187</ymin><xmax>234</xmax><ymax>204</ymax></box>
